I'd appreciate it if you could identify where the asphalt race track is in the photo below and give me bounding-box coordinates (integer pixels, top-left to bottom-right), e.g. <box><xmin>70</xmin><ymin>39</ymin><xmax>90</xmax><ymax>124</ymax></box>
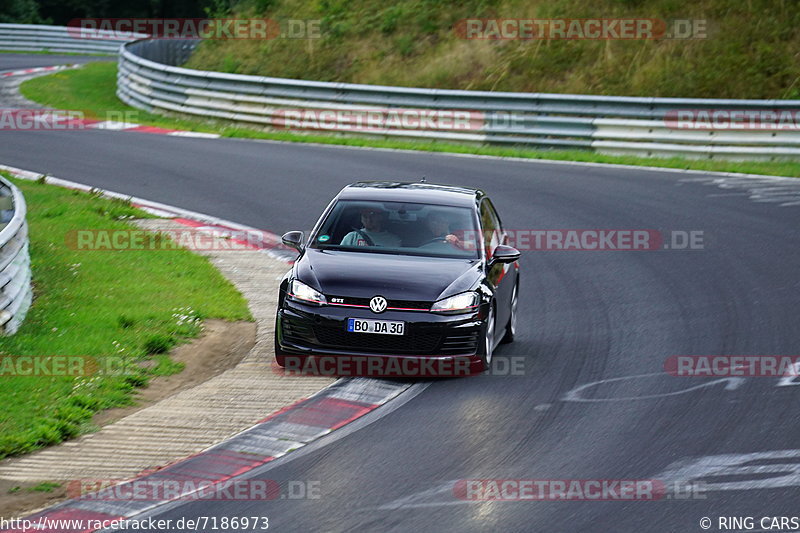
<box><xmin>3</xmin><ymin>54</ymin><xmax>800</xmax><ymax>532</ymax></box>
<box><xmin>0</xmin><ymin>54</ymin><xmax>110</xmax><ymax>71</ymax></box>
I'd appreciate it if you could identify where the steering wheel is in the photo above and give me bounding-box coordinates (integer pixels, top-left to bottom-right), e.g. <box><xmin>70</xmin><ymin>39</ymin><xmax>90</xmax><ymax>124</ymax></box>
<box><xmin>419</xmin><ymin>237</ymin><xmax>450</xmax><ymax>246</ymax></box>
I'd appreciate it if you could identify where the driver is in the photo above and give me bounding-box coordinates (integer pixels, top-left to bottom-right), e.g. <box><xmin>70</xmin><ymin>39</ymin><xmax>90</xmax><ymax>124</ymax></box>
<box><xmin>341</xmin><ymin>206</ymin><xmax>402</xmax><ymax>247</ymax></box>
<box><xmin>422</xmin><ymin>210</ymin><xmax>463</xmax><ymax>248</ymax></box>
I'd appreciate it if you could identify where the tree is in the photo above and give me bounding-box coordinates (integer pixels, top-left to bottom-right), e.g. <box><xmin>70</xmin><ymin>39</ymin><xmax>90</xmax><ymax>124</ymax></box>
<box><xmin>0</xmin><ymin>0</ymin><xmax>46</xmax><ymax>23</ymax></box>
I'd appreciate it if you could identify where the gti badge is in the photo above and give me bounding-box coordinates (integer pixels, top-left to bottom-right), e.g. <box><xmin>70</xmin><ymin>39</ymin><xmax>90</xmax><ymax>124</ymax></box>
<box><xmin>369</xmin><ymin>296</ymin><xmax>388</xmax><ymax>314</ymax></box>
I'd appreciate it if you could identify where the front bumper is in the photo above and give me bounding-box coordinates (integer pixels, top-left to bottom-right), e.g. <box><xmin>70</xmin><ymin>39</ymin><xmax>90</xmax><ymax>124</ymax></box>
<box><xmin>276</xmin><ymin>298</ymin><xmax>484</xmax><ymax>361</ymax></box>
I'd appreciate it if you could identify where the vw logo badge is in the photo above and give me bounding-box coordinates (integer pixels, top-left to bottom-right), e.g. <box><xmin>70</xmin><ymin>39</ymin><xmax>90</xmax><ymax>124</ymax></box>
<box><xmin>369</xmin><ymin>296</ymin><xmax>388</xmax><ymax>314</ymax></box>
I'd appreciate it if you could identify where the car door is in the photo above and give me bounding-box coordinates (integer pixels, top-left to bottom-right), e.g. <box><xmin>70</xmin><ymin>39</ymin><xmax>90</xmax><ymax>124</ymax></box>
<box><xmin>480</xmin><ymin>198</ymin><xmax>514</xmax><ymax>336</ymax></box>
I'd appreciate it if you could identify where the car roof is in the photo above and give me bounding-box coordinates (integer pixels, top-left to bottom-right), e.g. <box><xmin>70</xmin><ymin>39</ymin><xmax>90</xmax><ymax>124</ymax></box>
<box><xmin>337</xmin><ymin>181</ymin><xmax>484</xmax><ymax>207</ymax></box>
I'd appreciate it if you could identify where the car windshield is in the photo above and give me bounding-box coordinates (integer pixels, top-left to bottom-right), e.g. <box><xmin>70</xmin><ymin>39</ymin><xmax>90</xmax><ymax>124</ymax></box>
<box><xmin>309</xmin><ymin>200</ymin><xmax>480</xmax><ymax>259</ymax></box>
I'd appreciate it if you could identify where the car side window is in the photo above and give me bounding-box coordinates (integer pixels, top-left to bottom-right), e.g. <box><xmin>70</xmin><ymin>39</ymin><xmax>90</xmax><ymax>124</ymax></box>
<box><xmin>480</xmin><ymin>199</ymin><xmax>502</xmax><ymax>259</ymax></box>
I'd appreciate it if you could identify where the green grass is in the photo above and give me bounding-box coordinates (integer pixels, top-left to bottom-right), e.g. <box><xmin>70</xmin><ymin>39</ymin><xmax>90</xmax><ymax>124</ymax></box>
<box><xmin>19</xmin><ymin>62</ymin><xmax>223</xmax><ymax>134</ymax></box>
<box><xmin>20</xmin><ymin>61</ymin><xmax>800</xmax><ymax>178</ymax></box>
<box><xmin>0</xmin><ymin>175</ymin><xmax>252</xmax><ymax>459</ymax></box>
<box><xmin>6</xmin><ymin>481</ymin><xmax>62</xmax><ymax>493</ymax></box>
<box><xmin>27</xmin><ymin>482</ymin><xmax>61</xmax><ymax>493</ymax></box>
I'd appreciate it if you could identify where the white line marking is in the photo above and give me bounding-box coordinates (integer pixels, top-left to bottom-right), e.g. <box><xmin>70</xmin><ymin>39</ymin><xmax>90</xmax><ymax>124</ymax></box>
<box><xmin>167</xmin><ymin>131</ymin><xmax>221</xmax><ymax>138</ymax></box>
<box><xmin>562</xmin><ymin>372</ymin><xmax>746</xmax><ymax>402</ymax></box>
<box><xmin>654</xmin><ymin>449</ymin><xmax>800</xmax><ymax>491</ymax></box>
<box><xmin>376</xmin><ymin>481</ymin><xmax>467</xmax><ymax>511</ymax></box>
<box><xmin>89</xmin><ymin>121</ymin><xmax>141</xmax><ymax>130</ymax></box>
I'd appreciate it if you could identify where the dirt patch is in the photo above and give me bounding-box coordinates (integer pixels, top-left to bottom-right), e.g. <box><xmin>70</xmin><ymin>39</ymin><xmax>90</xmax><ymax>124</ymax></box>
<box><xmin>93</xmin><ymin>319</ymin><xmax>255</xmax><ymax>427</ymax></box>
<box><xmin>0</xmin><ymin>482</ymin><xmax>68</xmax><ymax>521</ymax></box>
<box><xmin>0</xmin><ymin>318</ymin><xmax>255</xmax><ymax>519</ymax></box>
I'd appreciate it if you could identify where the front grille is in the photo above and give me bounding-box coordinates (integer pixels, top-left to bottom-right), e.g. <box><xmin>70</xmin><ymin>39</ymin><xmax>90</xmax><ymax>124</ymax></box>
<box><xmin>327</xmin><ymin>295</ymin><xmax>430</xmax><ymax>311</ymax></box>
<box><xmin>439</xmin><ymin>332</ymin><xmax>480</xmax><ymax>354</ymax></box>
<box><xmin>312</xmin><ymin>325</ymin><xmax>440</xmax><ymax>354</ymax></box>
<box><xmin>389</xmin><ymin>299</ymin><xmax>432</xmax><ymax>310</ymax></box>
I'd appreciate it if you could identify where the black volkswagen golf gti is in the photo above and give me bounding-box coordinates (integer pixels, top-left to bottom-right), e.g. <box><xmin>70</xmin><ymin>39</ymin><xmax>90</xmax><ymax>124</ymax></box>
<box><xmin>274</xmin><ymin>181</ymin><xmax>520</xmax><ymax>376</ymax></box>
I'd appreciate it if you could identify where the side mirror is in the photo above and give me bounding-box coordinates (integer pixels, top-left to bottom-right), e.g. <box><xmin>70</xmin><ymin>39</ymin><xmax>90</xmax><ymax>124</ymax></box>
<box><xmin>281</xmin><ymin>231</ymin><xmax>305</xmax><ymax>252</ymax></box>
<box><xmin>488</xmin><ymin>244</ymin><xmax>520</xmax><ymax>267</ymax></box>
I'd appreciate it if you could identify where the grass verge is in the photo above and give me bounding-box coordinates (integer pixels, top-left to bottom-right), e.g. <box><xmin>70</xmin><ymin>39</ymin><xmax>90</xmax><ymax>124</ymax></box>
<box><xmin>20</xmin><ymin>61</ymin><xmax>800</xmax><ymax>178</ymax></box>
<box><xmin>0</xmin><ymin>174</ymin><xmax>252</xmax><ymax>459</ymax></box>
<box><xmin>185</xmin><ymin>0</ymin><xmax>800</xmax><ymax>100</ymax></box>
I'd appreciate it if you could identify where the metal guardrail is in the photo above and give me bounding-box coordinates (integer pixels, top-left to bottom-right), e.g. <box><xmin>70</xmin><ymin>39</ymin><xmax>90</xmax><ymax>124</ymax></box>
<box><xmin>0</xmin><ymin>23</ymin><xmax>142</xmax><ymax>55</ymax></box>
<box><xmin>0</xmin><ymin>176</ymin><xmax>31</xmax><ymax>335</ymax></box>
<box><xmin>117</xmin><ymin>39</ymin><xmax>800</xmax><ymax>160</ymax></box>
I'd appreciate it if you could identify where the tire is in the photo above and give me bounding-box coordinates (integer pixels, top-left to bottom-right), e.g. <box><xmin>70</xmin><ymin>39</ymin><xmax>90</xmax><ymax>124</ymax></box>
<box><xmin>274</xmin><ymin>314</ymin><xmax>288</xmax><ymax>367</ymax></box>
<box><xmin>274</xmin><ymin>335</ymin><xmax>287</xmax><ymax>367</ymax></box>
<box><xmin>477</xmin><ymin>304</ymin><xmax>495</xmax><ymax>372</ymax></box>
<box><xmin>501</xmin><ymin>282</ymin><xmax>518</xmax><ymax>344</ymax></box>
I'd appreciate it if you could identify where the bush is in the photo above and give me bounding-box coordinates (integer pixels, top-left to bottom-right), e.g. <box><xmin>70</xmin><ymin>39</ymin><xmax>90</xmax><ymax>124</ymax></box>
<box><xmin>143</xmin><ymin>334</ymin><xmax>176</xmax><ymax>355</ymax></box>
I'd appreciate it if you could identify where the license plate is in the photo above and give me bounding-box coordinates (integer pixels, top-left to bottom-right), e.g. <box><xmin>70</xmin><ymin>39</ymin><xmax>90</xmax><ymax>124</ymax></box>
<box><xmin>347</xmin><ymin>318</ymin><xmax>405</xmax><ymax>335</ymax></box>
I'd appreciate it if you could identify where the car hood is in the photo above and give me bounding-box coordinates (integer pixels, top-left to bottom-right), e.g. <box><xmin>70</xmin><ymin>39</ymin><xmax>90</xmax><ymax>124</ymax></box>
<box><xmin>295</xmin><ymin>249</ymin><xmax>481</xmax><ymax>302</ymax></box>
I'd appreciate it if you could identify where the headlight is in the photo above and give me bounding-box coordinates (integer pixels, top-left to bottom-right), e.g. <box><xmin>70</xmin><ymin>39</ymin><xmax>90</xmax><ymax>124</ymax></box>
<box><xmin>289</xmin><ymin>279</ymin><xmax>327</xmax><ymax>305</ymax></box>
<box><xmin>431</xmin><ymin>291</ymin><xmax>480</xmax><ymax>314</ymax></box>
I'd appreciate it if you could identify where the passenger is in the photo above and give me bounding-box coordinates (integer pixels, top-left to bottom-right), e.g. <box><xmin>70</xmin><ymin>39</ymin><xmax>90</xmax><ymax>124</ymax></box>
<box><xmin>340</xmin><ymin>206</ymin><xmax>402</xmax><ymax>247</ymax></box>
